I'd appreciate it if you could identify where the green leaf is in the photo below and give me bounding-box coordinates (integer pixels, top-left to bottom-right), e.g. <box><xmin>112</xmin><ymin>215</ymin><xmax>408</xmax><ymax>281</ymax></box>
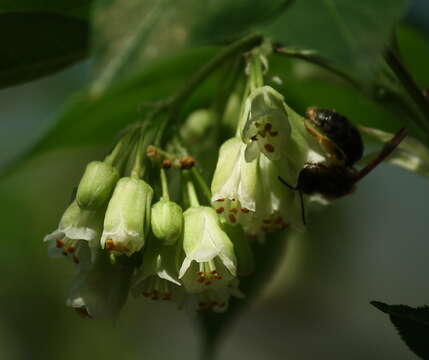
<box><xmin>267</xmin><ymin>0</ymin><xmax>409</xmax><ymax>80</ymax></box>
<box><xmin>197</xmin><ymin>231</ymin><xmax>289</xmax><ymax>359</ymax></box>
<box><xmin>0</xmin><ymin>47</ymin><xmax>218</xmax><ymax>178</ymax></box>
<box><xmin>0</xmin><ymin>12</ymin><xmax>89</xmax><ymax>88</ymax></box>
<box><xmin>90</xmin><ymin>0</ymin><xmax>174</xmax><ymax>95</ymax></box>
<box><xmin>371</xmin><ymin>301</ymin><xmax>429</xmax><ymax>359</ymax></box>
<box><xmin>359</xmin><ymin>126</ymin><xmax>429</xmax><ymax>179</ymax></box>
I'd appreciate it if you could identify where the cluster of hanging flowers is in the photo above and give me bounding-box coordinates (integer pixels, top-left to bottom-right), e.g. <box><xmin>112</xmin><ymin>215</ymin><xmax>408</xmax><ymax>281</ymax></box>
<box><xmin>44</xmin><ymin>49</ymin><xmax>327</xmax><ymax>318</ymax></box>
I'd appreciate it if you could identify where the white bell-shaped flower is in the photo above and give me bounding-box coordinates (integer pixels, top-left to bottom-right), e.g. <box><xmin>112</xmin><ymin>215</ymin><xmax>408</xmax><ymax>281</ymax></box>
<box><xmin>178</xmin><ymin>206</ymin><xmax>237</xmax><ymax>294</ymax></box>
<box><xmin>101</xmin><ymin>177</ymin><xmax>153</xmax><ymax>256</ymax></box>
<box><xmin>44</xmin><ymin>201</ymin><xmax>103</xmax><ymax>263</ymax></box>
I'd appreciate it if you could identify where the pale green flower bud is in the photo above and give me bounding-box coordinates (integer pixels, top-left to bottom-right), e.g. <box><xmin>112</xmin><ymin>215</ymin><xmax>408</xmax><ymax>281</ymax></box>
<box><xmin>151</xmin><ymin>200</ymin><xmax>183</xmax><ymax>245</ymax></box>
<box><xmin>76</xmin><ymin>161</ymin><xmax>119</xmax><ymax>210</ymax></box>
<box><xmin>43</xmin><ymin>201</ymin><xmax>103</xmax><ymax>263</ymax></box>
<box><xmin>179</xmin><ymin>206</ymin><xmax>237</xmax><ymax>294</ymax></box>
<box><xmin>180</xmin><ymin>109</ymin><xmax>215</xmax><ymax>143</ymax></box>
<box><xmin>67</xmin><ymin>249</ymin><xmax>133</xmax><ymax>318</ymax></box>
<box><xmin>101</xmin><ymin>177</ymin><xmax>153</xmax><ymax>256</ymax></box>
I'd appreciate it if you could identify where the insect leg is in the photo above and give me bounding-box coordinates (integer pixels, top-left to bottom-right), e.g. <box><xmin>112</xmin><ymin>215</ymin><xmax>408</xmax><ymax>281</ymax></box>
<box><xmin>278</xmin><ymin>176</ymin><xmax>298</xmax><ymax>190</ymax></box>
<box><xmin>278</xmin><ymin>176</ymin><xmax>307</xmax><ymax>225</ymax></box>
<box><xmin>354</xmin><ymin>127</ymin><xmax>407</xmax><ymax>183</ymax></box>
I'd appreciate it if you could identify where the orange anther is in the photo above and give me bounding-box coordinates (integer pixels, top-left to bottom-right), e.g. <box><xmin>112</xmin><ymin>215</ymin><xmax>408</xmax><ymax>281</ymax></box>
<box><xmin>228</xmin><ymin>214</ymin><xmax>237</xmax><ymax>223</ymax></box>
<box><xmin>180</xmin><ymin>156</ymin><xmax>196</xmax><ymax>169</ymax></box>
<box><xmin>146</xmin><ymin>145</ymin><xmax>158</xmax><ymax>157</ymax></box>
<box><xmin>264</xmin><ymin>144</ymin><xmax>275</xmax><ymax>153</ymax></box>
<box><xmin>162</xmin><ymin>159</ymin><xmax>172</xmax><ymax>169</ymax></box>
<box><xmin>229</xmin><ymin>208</ymin><xmax>238</xmax><ymax>214</ymax></box>
<box><xmin>216</xmin><ymin>207</ymin><xmax>224</xmax><ymax>214</ymax></box>
<box><xmin>56</xmin><ymin>239</ymin><xmax>64</xmax><ymax>248</ymax></box>
<box><xmin>105</xmin><ymin>239</ymin><xmax>115</xmax><ymax>250</ymax></box>
<box><xmin>270</xmin><ymin>131</ymin><xmax>279</xmax><ymax>137</ymax></box>
<box><xmin>241</xmin><ymin>208</ymin><xmax>250</xmax><ymax>213</ymax></box>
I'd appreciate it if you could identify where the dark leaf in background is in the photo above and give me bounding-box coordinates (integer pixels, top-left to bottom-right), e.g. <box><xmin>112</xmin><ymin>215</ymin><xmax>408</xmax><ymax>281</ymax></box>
<box><xmin>0</xmin><ymin>12</ymin><xmax>89</xmax><ymax>89</ymax></box>
<box><xmin>371</xmin><ymin>301</ymin><xmax>429</xmax><ymax>359</ymax></box>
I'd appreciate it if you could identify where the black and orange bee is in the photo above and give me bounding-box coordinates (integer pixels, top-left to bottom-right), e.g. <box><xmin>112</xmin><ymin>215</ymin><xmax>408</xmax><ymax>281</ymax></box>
<box><xmin>279</xmin><ymin>107</ymin><xmax>407</xmax><ymax>224</ymax></box>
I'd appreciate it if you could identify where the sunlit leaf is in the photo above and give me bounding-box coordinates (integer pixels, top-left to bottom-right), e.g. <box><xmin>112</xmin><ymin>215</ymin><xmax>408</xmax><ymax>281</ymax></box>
<box><xmin>371</xmin><ymin>301</ymin><xmax>429</xmax><ymax>359</ymax></box>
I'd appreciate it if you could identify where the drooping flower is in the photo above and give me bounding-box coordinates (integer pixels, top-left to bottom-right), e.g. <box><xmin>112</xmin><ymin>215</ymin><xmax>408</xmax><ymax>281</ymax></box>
<box><xmin>76</xmin><ymin>161</ymin><xmax>119</xmax><ymax>210</ymax></box>
<box><xmin>178</xmin><ymin>206</ymin><xmax>237</xmax><ymax>294</ymax></box>
<box><xmin>195</xmin><ymin>279</ymin><xmax>244</xmax><ymax>313</ymax></box>
<box><xmin>211</xmin><ymin>136</ymin><xmax>304</xmax><ymax>233</ymax></box>
<box><xmin>101</xmin><ymin>177</ymin><xmax>153</xmax><ymax>256</ymax></box>
<box><xmin>44</xmin><ymin>201</ymin><xmax>103</xmax><ymax>263</ymax></box>
<box><xmin>241</xmin><ymin>85</ymin><xmax>326</xmax><ymax>186</ymax></box>
<box><xmin>132</xmin><ymin>238</ymin><xmax>183</xmax><ymax>303</ymax></box>
<box><xmin>67</xmin><ymin>249</ymin><xmax>133</xmax><ymax>319</ymax></box>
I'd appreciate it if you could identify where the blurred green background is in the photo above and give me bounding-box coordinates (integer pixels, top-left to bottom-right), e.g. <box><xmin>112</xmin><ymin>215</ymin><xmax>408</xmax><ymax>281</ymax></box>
<box><xmin>1</xmin><ymin>2</ymin><xmax>429</xmax><ymax>360</ymax></box>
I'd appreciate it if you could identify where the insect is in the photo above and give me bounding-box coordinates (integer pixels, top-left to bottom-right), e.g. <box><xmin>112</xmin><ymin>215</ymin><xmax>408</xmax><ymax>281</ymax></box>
<box><xmin>279</xmin><ymin>107</ymin><xmax>407</xmax><ymax>224</ymax></box>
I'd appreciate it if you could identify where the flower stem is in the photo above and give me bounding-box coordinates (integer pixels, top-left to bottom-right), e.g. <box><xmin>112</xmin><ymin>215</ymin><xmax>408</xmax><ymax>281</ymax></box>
<box><xmin>191</xmin><ymin>167</ymin><xmax>212</xmax><ymax>203</ymax></box>
<box><xmin>155</xmin><ymin>34</ymin><xmax>263</xmax><ymax>145</ymax></box>
<box><xmin>249</xmin><ymin>53</ymin><xmax>264</xmax><ymax>90</ymax></box>
<box><xmin>160</xmin><ymin>168</ymin><xmax>170</xmax><ymax>201</ymax></box>
<box><xmin>184</xmin><ymin>171</ymin><xmax>200</xmax><ymax>207</ymax></box>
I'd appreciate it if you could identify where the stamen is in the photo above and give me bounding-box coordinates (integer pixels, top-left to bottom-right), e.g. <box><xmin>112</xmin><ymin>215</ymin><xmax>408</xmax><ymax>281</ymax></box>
<box><xmin>229</xmin><ymin>208</ymin><xmax>238</xmax><ymax>214</ymax></box>
<box><xmin>228</xmin><ymin>214</ymin><xmax>237</xmax><ymax>223</ymax></box>
<box><xmin>75</xmin><ymin>307</ymin><xmax>93</xmax><ymax>319</ymax></box>
<box><xmin>56</xmin><ymin>239</ymin><xmax>64</xmax><ymax>248</ymax></box>
<box><xmin>241</xmin><ymin>208</ymin><xmax>250</xmax><ymax>213</ymax></box>
<box><xmin>265</xmin><ymin>123</ymin><xmax>273</xmax><ymax>131</ymax></box>
<box><xmin>216</xmin><ymin>198</ymin><xmax>225</xmax><ymax>202</ymax></box>
<box><xmin>264</xmin><ymin>144</ymin><xmax>275</xmax><ymax>152</ymax></box>
<box><xmin>270</xmin><ymin>131</ymin><xmax>279</xmax><ymax>137</ymax></box>
<box><xmin>105</xmin><ymin>239</ymin><xmax>115</xmax><ymax>250</ymax></box>
<box><xmin>216</xmin><ymin>207</ymin><xmax>224</xmax><ymax>214</ymax></box>
<box><xmin>195</xmin><ymin>260</ymin><xmax>223</xmax><ymax>285</ymax></box>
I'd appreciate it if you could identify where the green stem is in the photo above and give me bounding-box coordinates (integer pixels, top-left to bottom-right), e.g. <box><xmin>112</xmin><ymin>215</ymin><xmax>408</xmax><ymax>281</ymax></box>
<box><xmin>274</xmin><ymin>46</ymin><xmax>360</xmax><ymax>89</ymax></box>
<box><xmin>191</xmin><ymin>167</ymin><xmax>212</xmax><ymax>203</ymax></box>
<box><xmin>160</xmin><ymin>168</ymin><xmax>170</xmax><ymax>201</ymax></box>
<box><xmin>249</xmin><ymin>53</ymin><xmax>264</xmax><ymax>90</ymax></box>
<box><xmin>161</xmin><ymin>34</ymin><xmax>263</xmax><ymax>140</ymax></box>
<box><xmin>104</xmin><ymin>130</ymin><xmax>133</xmax><ymax>166</ymax></box>
<box><xmin>384</xmin><ymin>48</ymin><xmax>429</xmax><ymax>138</ymax></box>
<box><xmin>185</xmin><ymin>171</ymin><xmax>200</xmax><ymax>207</ymax></box>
